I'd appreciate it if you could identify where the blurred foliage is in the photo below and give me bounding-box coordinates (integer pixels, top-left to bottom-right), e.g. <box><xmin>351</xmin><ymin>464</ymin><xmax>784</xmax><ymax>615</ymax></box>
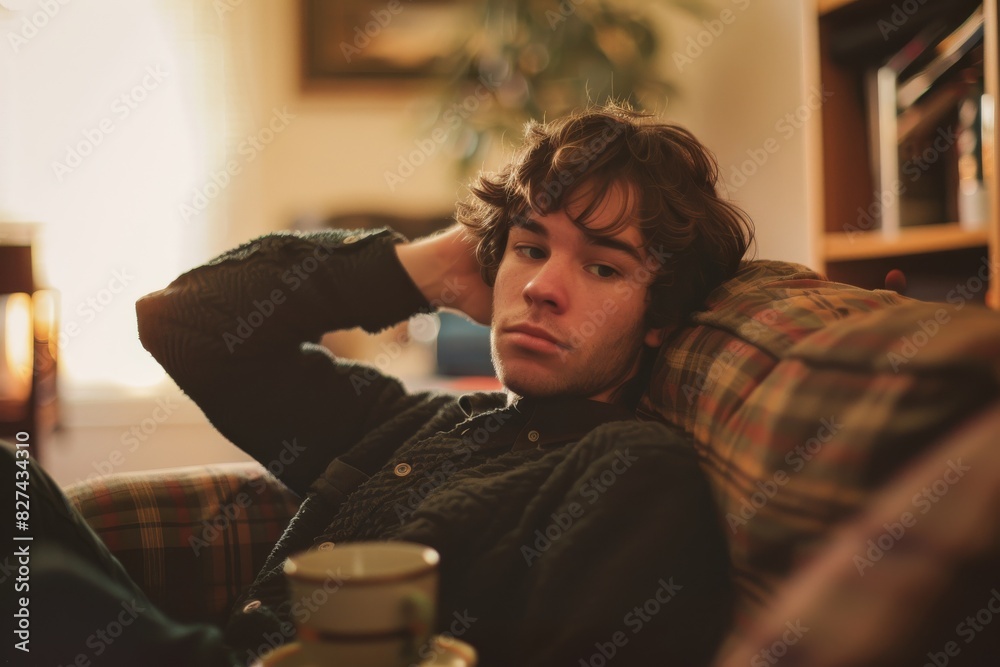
<box><xmin>429</xmin><ymin>0</ymin><xmax>708</xmax><ymax>174</ymax></box>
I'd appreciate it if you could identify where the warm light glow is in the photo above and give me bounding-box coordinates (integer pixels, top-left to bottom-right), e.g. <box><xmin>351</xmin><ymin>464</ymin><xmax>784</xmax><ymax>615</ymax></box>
<box><xmin>1</xmin><ymin>0</ymin><xmax>231</xmax><ymax>395</ymax></box>
<box><xmin>0</xmin><ymin>293</ymin><xmax>33</xmax><ymax>402</ymax></box>
<box><xmin>32</xmin><ymin>289</ymin><xmax>58</xmax><ymax>359</ymax></box>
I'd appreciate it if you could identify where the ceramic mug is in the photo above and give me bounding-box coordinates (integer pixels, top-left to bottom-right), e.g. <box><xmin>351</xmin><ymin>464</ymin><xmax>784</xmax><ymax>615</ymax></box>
<box><xmin>283</xmin><ymin>541</ymin><xmax>440</xmax><ymax>667</ymax></box>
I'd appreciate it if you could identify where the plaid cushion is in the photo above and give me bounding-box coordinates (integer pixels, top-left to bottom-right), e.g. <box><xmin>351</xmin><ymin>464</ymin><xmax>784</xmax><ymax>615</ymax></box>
<box><xmin>64</xmin><ymin>462</ymin><xmax>300</xmax><ymax>625</ymax></box>
<box><xmin>638</xmin><ymin>260</ymin><xmax>1000</xmax><ymax>623</ymax></box>
<box><xmin>711</xmin><ymin>399</ymin><xmax>1000</xmax><ymax>667</ymax></box>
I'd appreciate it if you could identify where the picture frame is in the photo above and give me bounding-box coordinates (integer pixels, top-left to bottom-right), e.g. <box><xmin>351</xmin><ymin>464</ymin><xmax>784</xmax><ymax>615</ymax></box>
<box><xmin>299</xmin><ymin>0</ymin><xmax>472</xmax><ymax>89</ymax></box>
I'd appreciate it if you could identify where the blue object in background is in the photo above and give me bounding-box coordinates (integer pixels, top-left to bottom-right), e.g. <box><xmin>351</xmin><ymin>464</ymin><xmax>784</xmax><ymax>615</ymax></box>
<box><xmin>435</xmin><ymin>312</ymin><xmax>495</xmax><ymax>377</ymax></box>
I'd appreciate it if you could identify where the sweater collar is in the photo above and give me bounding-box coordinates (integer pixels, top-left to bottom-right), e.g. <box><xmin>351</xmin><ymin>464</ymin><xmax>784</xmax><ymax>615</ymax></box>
<box><xmin>459</xmin><ymin>392</ymin><xmax>637</xmax><ymax>452</ymax></box>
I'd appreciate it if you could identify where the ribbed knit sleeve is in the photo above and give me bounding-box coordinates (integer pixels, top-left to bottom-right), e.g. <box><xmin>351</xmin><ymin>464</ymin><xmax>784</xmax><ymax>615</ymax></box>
<box><xmin>135</xmin><ymin>227</ymin><xmax>436</xmax><ymax>495</ymax></box>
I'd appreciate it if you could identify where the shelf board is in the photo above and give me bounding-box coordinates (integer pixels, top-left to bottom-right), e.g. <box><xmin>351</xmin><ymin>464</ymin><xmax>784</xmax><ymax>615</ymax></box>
<box><xmin>824</xmin><ymin>223</ymin><xmax>989</xmax><ymax>260</ymax></box>
<box><xmin>817</xmin><ymin>0</ymin><xmax>858</xmax><ymax>16</ymax></box>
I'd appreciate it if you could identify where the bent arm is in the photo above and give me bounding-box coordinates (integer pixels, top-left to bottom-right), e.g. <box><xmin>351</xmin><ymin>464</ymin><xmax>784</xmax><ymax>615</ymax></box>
<box><xmin>394</xmin><ymin>223</ymin><xmax>493</xmax><ymax>326</ymax></box>
<box><xmin>136</xmin><ymin>227</ymin><xmax>436</xmax><ymax>495</ymax></box>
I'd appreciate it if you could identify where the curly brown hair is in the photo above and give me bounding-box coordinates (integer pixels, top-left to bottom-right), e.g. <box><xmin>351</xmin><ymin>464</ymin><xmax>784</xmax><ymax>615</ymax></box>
<box><xmin>457</xmin><ymin>103</ymin><xmax>755</xmax><ymax>328</ymax></box>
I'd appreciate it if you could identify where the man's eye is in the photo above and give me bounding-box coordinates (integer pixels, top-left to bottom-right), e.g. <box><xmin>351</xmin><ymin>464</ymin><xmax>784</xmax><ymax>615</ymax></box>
<box><xmin>515</xmin><ymin>245</ymin><xmax>545</xmax><ymax>260</ymax></box>
<box><xmin>587</xmin><ymin>264</ymin><xmax>619</xmax><ymax>279</ymax></box>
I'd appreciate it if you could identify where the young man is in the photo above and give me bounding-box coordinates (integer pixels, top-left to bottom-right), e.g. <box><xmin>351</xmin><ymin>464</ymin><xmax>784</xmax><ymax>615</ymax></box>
<box><xmin>7</xmin><ymin>104</ymin><xmax>752</xmax><ymax>666</ymax></box>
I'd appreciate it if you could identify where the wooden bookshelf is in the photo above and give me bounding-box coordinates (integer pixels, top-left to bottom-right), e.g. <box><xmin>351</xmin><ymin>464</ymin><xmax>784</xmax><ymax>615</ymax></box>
<box><xmin>817</xmin><ymin>0</ymin><xmax>858</xmax><ymax>16</ymax></box>
<box><xmin>825</xmin><ymin>224</ymin><xmax>989</xmax><ymax>260</ymax></box>
<box><xmin>814</xmin><ymin>0</ymin><xmax>999</xmax><ymax>308</ymax></box>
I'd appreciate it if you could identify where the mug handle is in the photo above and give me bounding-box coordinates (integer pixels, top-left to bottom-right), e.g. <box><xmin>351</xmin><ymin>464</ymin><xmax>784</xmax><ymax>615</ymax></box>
<box><xmin>401</xmin><ymin>591</ymin><xmax>435</xmax><ymax>663</ymax></box>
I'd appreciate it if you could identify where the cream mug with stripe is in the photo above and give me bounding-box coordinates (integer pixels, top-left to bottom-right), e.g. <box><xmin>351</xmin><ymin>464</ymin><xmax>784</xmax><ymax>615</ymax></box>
<box><xmin>284</xmin><ymin>541</ymin><xmax>439</xmax><ymax>666</ymax></box>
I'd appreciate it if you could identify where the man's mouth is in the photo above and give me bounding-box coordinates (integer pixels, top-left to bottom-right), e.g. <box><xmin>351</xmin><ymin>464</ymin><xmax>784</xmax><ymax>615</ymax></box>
<box><xmin>504</xmin><ymin>323</ymin><xmax>569</xmax><ymax>354</ymax></box>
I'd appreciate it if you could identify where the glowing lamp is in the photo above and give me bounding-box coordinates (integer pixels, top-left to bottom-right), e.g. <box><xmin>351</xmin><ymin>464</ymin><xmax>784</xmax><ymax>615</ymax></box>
<box><xmin>0</xmin><ymin>223</ymin><xmax>59</xmax><ymax>455</ymax></box>
<box><xmin>0</xmin><ymin>293</ymin><xmax>32</xmax><ymax>419</ymax></box>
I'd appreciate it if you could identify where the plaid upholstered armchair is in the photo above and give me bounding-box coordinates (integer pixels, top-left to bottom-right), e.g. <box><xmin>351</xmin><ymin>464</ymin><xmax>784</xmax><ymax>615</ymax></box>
<box><xmin>64</xmin><ymin>260</ymin><xmax>1000</xmax><ymax>665</ymax></box>
<box><xmin>64</xmin><ymin>462</ymin><xmax>300</xmax><ymax>625</ymax></box>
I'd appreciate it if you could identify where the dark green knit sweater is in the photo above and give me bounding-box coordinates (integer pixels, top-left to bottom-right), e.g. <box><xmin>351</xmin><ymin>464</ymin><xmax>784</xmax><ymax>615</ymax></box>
<box><xmin>136</xmin><ymin>227</ymin><xmax>733</xmax><ymax>666</ymax></box>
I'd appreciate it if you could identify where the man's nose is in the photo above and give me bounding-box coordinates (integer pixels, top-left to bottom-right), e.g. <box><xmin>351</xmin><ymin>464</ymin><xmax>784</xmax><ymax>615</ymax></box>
<box><xmin>522</xmin><ymin>259</ymin><xmax>568</xmax><ymax>313</ymax></box>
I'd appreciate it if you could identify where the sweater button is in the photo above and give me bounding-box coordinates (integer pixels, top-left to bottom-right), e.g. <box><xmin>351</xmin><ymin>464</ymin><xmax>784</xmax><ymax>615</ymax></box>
<box><xmin>343</xmin><ymin>234</ymin><xmax>359</xmax><ymax>244</ymax></box>
<box><xmin>242</xmin><ymin>600</ymin><xmax>261</xmax><ymax>613</ymax></box>
<box><xmin>317</xmin><ymin>541</ymin><xmax>336</xmax><ymax>551</ymax></box>
<box><xmin>527</xmin><ymin>430</ymin><xmax>540</xmax><ymax>442</ymax></box>
<box><xmin>394</xmin><ymin>463</ymin><xmax>412</xmax><ymax>477</ymax></box>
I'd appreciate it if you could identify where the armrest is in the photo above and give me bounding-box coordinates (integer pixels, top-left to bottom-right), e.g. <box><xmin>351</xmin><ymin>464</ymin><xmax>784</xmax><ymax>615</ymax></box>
<box><xmin>712</xmin><ymin>398</ymin><xmax>1000</xmax><ymax>667</ymax></box>
<box><xmin>63</xmin><ymin>462</ymin><xmax>300</xmax><ymax>625</ymax></box>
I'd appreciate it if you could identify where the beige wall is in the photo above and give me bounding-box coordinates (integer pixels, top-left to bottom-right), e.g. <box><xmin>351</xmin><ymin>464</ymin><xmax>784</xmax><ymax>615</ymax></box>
<box><xmin>219</xmin><ymin>1</ymin><xmax>821</xmax><ymax>267</ymax></box>
<box><xmin>659</xmin><ymin>1</ymin><xmax>822</xmax><ymax>268</ymax></box>
<box><xmin>218</xmin><ymin>1</ymin><xmax>462</xmax><ymax>252</ymax></box>
<box><xmin>14</xmin><ymin>0</ymin><xmax>824</xmax><ymax>484</ymax></box>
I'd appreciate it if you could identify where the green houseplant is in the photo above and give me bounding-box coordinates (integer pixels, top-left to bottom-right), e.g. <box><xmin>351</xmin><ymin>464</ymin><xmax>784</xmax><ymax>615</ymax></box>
<box><xmin>430</xmin><ymin>0</ymin><xmax>705</xmax><ymax>173</ymax></box>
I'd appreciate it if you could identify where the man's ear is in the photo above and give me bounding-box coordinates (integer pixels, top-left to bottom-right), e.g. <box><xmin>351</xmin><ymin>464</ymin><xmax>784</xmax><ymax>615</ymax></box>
<box><xmin>643</xmin><ymin>327</ymin><xmax>666</xmax><ymax>348</ymax></box>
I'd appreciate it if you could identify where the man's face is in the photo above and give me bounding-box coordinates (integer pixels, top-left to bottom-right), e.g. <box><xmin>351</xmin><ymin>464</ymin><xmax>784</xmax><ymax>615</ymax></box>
<box><xmin>490</xmin><ymin>188</ymin><xmax>665</xmax><ymax>404</ymax></box>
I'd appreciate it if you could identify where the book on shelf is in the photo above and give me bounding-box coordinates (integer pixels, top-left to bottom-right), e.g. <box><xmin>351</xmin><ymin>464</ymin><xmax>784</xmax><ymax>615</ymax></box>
<box><xmin>864</xmin><ymin>3</ymin><xmax>986</xmax><ymax>236</ymax></box>
<box><xmin>896</xmin><ymin>6</ymin><xmax>984</xmax><ymax>108</ymax></box>
<box><xmin>897</xmin><ymin>80</ymin><xmax>970</xmax><ymax>144</ymax></box>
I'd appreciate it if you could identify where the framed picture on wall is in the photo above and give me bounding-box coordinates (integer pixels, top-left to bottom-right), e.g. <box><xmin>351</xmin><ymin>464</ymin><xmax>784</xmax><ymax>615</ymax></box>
<box><xmin>300</xmin><ymin>0</ymin><xmax>473</xmax><ymax>89</ymax></box>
